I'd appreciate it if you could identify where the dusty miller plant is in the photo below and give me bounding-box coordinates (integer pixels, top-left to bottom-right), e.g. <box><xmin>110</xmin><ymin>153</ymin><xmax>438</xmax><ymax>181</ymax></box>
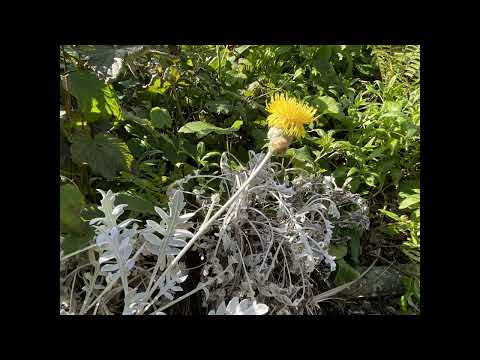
<box><xmin>180</xmin><ymin>151</ymin><xmax>369</xmax><ymax>315</ymax></box>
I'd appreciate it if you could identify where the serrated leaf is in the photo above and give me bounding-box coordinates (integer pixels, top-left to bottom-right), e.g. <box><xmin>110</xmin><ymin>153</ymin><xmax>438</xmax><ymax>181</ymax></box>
<box><xmin>67</xmin><ymin>70</ymin><xmax>122</xmax><ymax>122</ymax></box>
<box><xmin>143</xmin><ymin>190</ymin><xmax>193</xmax><ymax>265</ymax></box>
<box><xmin>71</xmin><ymin>133</ymin><xmax>133</xmax><ymax>179</ymax></box>
<box><xmin>150</xmin><ymin>107</ymin><xmax>172</xmax><ymax>129</ymax></box>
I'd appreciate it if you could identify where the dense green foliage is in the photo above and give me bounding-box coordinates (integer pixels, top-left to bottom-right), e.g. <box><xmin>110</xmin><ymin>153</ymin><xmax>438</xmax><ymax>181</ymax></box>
<box><xmin>60</xmin><ymin>45</ymin><xmax>420</xmax><ymax>314</ymax></box>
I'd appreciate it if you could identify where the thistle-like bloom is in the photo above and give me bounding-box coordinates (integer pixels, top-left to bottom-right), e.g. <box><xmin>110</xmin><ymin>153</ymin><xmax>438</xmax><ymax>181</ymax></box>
<box><xmin>266</xmin><ymin>93</ymin><xmax>316</xmax><ymax>138</ymax></box>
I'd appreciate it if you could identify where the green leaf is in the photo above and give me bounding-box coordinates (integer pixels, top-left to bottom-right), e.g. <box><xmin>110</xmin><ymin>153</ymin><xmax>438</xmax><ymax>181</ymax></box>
<box><xmin>349</xmin><ymin>230</ymin><xmax>361</xmax><ymax>265</ymax></box>
<box><xmin>287</xmin><ymin>146</ymin><xmax>313</xmax><ymax>163</ymax></box>
<box><xmin>71</xmin><ymin>133</ymin><xmax>133</xmax><ymax>179</ymax></box>
<box><xmin>329</xmin><ymin>244</ymin><xmax>347</xmax><ymax>260</ymax></box>
<box><xmin>250</xmin><ymin>128</ymin><xmax>268</xmax><ymax>149</ymax></box>
<box><xmin>334</xmin><ymin>259</ymin><xmax>360</xmax><ymax>286</ymax></box>
<box><xmin>62</xmin><ymin>231</ymin><xmax>94</xmax><ymax>255</ymax></box>
<box><xmin>178</xmin><ymin>121</ymin><xmax>242</xmax><ymax>138</ymax></box>
<box><xmin>60</xmin><ymin>184</ymin><xmax>86</xmax><ymax>234</ymax></box>
<box><xmin>378</xmin><ymin>209</ymin><xmax>401</xmax><ymax>221</ymax></box>
<box><xmin>230</xmin><ymin>120</ymin><xmax>244</xmax><ymax>131</ymax></box>
<box><xmin>311</xmin><ymin>95</ymin><xmax>340</xmax><ymax>115</ymax></box>
<box><xmin>365</xmin><ymin>174</ymin><xmax>377</xmax><ymax>187</ymax></box>
<box><xmin>399</xmin><ymin>194</ymin><xmax>420</xmax><ymax>210</ymax></box>
<box><xmin>116</xmin><ymin>192</ymin><xmax>156</xmax><ymax>215</ymax></box>
<box><xmin>347</xmin><ymin>167</ymin><xmax>359</xmax><ymax>177</ymax></box>
<box><xmin>67</xmin><ymin>70</ymin><xmax>122</xmax><ymax>122</ymax></box>
<box><xmin>157</xmin><ymin>133</ymin><xmax>178</xmax><ymax>163</ymax></box>
<box><xmin>389</xmin><ymin>138</ymin><xmax>400</xmax><ymax>156</ymax></box>
<box><xmin>80</xmin><ymin>206</ymin><xmax>103</xmax><ymax>221</ymax></box>
<box><xmin>150</xmin><ymin>107</ymin><xmax>172</xmax><ymax>129</ymax></box>
<box><xmin>206</xmin><ymin>99</ymin><xmax>233</xmax><ymax>114</ymax></box>
<box><xmin>147</xmin><ymin>78</ymin><xmax>171</xmax><ymax>94</ymax></box>
<box><xmin>332</xmin><ymin>166</ymin><xmax>348</xmax><ymax>181</ymax></box>
<box><xmin>233</xmin><ymin>45</ymin><xmax>252</xmax><ymax>56</ymax></box>
<box><xmin>196</xmin><ymin>142</ymin><xmax>206</xmax><ymax>157</ymax></box>
<box><xmin>316</xmin><ymin>46</ymin><xmax>332</xmax><ymax>62</ymax></box>
<box><xmin>391</xmin><ymin>168</ymin><xmax>402</xmax><ymax>187</ymax></box>
<box><xmin>293</xmin><ymin>68</ymin><xmax>303</xmax><ymax>80</ymax></box>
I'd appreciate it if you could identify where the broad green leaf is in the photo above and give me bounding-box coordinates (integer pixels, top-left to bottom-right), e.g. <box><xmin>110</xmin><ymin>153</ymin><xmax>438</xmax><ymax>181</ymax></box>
<box><xmin>178</xmin><ymin>121</ymin><xmax>242</xmax><ymax>138</ymax></box>
<box><xmin>332</xmin><ymin>166</ymin><xmax>348</xmax><ymax>180</ymax></box>
<box><xmin>67</xmin><ymin>70</ymin><xmax>122</xmax><ymax>122</ymax></box>
<box><xmin>287</xmin><ymin>146</ymin><xmax>313</xmax><ymax>163</ymax></box>
<box><xmin>377</xmin><ymin>158</ymin><xmax>396</xmax><ymax>174</ymax></box>
<box><xmin>391</xmin><ymin>168</ymin><xmax>402</xmax><ymax>186</ymax></box>
<box><xmin>147</xmin><ymin>78</ymin><xmax>171</xmax><ymax>94</ymax></box>
<box><xmin>157</xmin><ymin>133</ymin><xmax>178</xmax><ymax>163</ymax></box>
<box><xmin>60</xmin><ymin>184</ymin><xmax>86</xmax><ymax>234</ymax></box>
<box><xmin>347</xmin><ymin>167</ymin><xmax>359</xmax><ymax>177</ymax></box>
<box><xmin>311</xmin><ymin>95</ymin><xmax>340</xmax><ymax>115</ymax></box>
<box><xmin>329</xmin><ymin>244</ymin><xmax>347</xmax><ymax>260</ymax></box>
<box><xmin>201</xmin><ymin>152</ymin><xmax>222</xmax><ymax>161</ymax></box>
<box><xmin>116</xmin><ymin>192</ymin><xmax>156</xmax><ymax>215</ymax></box>
<box><xmin>206</xmin><ymin>99</ymin><xmax>233</xmax><ymax>114</ymax></box>
<box><xmin>230</xmin><ymin>120</ymin><xmax>243</xmax><ymax>131</ymax></box>
<box><xmin>124</xmin><ymin>111</ymin><xmax>150</xmax><ymax>126</ymax></box>
<box><xmin>71</xmin><ymin>133</ymin><xmax>133</xmax><ymax>179</ymax></box>
<box><xmin>334</xmin><ymin>259</ymin><xmax>361</xmax><ymax>286</ymax></box>
<box><xmin>383</xmin><ymin>101</ymin><xmax>402</xmax><ymax>113</ymax></box>
<box><xmin>250</xmin><ymin>128</ymin><xmax>268</xmax><ymax>149</ymax></box>
<box><xmin>316</xmin><ymin>46</ymin><xmax>332</xmax><ymax>62</ymax></box>
<box><xmin>233</xmin><ymin>45</ymin><xmax>252</xmax><ymax>56</ymax></box>
<box><xmin>150</xmin><ymin>107</ymin><xmax>172</xmax><ymax>129</ymax></box>
<box><xmin>399</xmin><ymin>194</ymin><xmax>420</xmax><ymax>210</ymax></box>
<box><xmin>62</xmin><ymin>231</ymin><xmax>94</xmax><ymax>255</ymax></box>
<box><xmin>196</xmin><ymin>142</ymin><xmax>206</xmax><ymax>157</ymax></box>
<box><xmin>389</xmin><ymin>138</ymin><xmax>400</xmax><ymax>156</ymax></box>
<box><xmin>399</xmin><ymin>180</ymin><xmax>420</xmax><ymax>195</ymax></box>
<box><xmin>348</xmin><ymin>228</ymin><xmax>362</xmax><ymax>265</ymax></box>
<box><xmin>364</xmin><ymin>137</ymin><xmax>376</xmax><ymax>148</ymax></box>
<box><xmin>126</xmin><ymin>138</ymin><xmax>145</xmax><ymax>159</ymax></box>
<box><xmin>293</xmin><ymin>68</ymin><xmax>303</xmax><ymax>80</ymax></box>
<box><xmin>365</xmin><ymin>174</ymin><xmax>377</xmax><ymax>187</ymax></box>
<box><xmin>378</xmin><ymin>209</ymin><xmax>401</xmax><ymax>221</ymax></box>
<box><xmin>80</xmin><ymin>205</ymin><xmax>103</xmax><ymax>221</ymax></box>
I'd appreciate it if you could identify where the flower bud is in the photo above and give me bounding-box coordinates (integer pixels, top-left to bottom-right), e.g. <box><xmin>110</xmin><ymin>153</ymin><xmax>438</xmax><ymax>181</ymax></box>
<box><xmin>268</xmin><ymin>127</ymin><xmax>290</xmax><ymax>155</ymax></box>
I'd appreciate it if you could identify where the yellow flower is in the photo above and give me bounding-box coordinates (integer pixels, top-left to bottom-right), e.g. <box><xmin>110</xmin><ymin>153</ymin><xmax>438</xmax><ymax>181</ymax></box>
<box><xmin>266</xmin><ymin>93</ymin><xmax>316</xmax><ymax>138</ymax></box>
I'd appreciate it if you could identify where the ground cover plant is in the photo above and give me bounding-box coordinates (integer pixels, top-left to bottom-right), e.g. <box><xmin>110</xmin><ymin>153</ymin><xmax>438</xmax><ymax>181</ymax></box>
<box><xmin>60</xmin><ymin>45</ymin><xmax>420</xmax><ymax>315</ymax></box>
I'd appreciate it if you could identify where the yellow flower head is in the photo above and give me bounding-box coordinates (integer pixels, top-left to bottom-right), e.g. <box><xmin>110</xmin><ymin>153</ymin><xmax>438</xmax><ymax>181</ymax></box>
<box><xmin>266</xmin><ymin>93</ymin><xmax>316</xmax><ymax>138</ymax></box>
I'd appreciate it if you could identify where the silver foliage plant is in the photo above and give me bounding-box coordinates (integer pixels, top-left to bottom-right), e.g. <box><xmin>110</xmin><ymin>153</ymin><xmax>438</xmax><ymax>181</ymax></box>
<box><xmin>208</xmin><ymin>296</ymin><xmax>269</xmax><ymax>315</ymax></box>
<box><xmin>60</xmin><ymin>151</ymin><xmax>369</xmax><ymax>315</ymax></box>
<box><xmin>185</xmin><ymin>151</ymin><xmax>370</xmax><ymax>315</ymax></box>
